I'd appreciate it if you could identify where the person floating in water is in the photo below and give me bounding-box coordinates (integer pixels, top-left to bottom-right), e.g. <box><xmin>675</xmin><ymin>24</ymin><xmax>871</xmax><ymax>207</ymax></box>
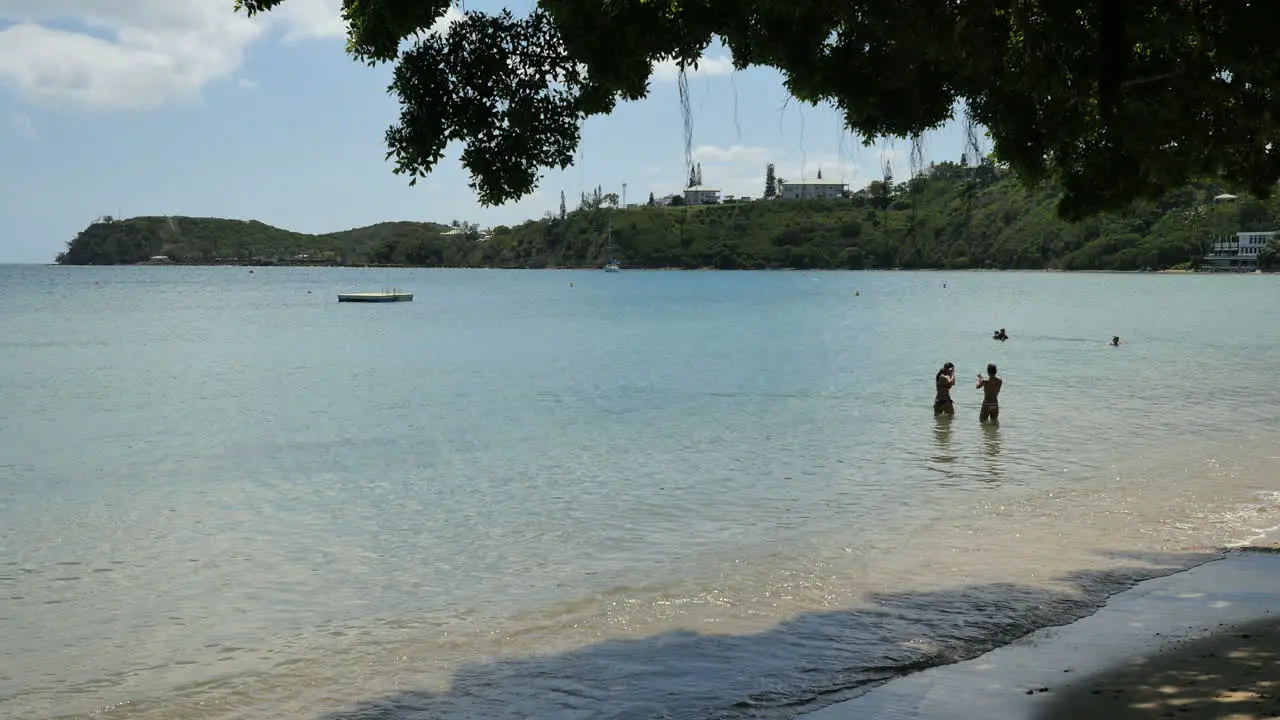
<box><xmin>993</xmin><ymin>328</ymin><xmax>1008</xmax><ymax>341</ymax></box>
<box><xmin>934</xmin><ymin>362</ymin><xmax>956</xmax><ymax>416</ymax></box>
<box><xmin>976</xmin><ymin>363</ymin><xmax>1002</xmax><ymax>423</ymax></box>
<box><xmin>1110</xmin><ymin>335</ymin><xmax>1120</xmax><ymax>346</ymax></box>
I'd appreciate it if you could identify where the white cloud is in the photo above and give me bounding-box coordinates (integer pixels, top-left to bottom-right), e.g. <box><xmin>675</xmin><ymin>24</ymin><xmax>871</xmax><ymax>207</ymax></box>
<box><xmin>651</xmin><ymin>54</ymin><xmax>735</xmax><ymax>83</ymax></box>
<box><xmin>692</xmin><ymin>144</ymin><xmax>774</xmax><ymax>165</ymax></box>
<box><xmin>11</xmin><ymin>110</ymin><xmax>37</xmax><ymax>138</ymax></box>
<box><xmin>275</xmin><ymin>1</ymin><xmax>462</xmax><ymax>45</ymax></box>
<box><xmin>429</xmin><ymin>6</ymin><xmax>464</xmax><ymax>36</ymax></box>
<box><xmin>395</xmin><ymin>5</ymin><xmax>463</xmax><ymax>52</ymax></box>
<box><xmin>277</xmin><ymin>0</ymin><xmax>460</xmax><ymax>43</ymax></box>
<box><xmin>236</xmin><ymin>77</ymin><xmax>258</xmax><ymax>90</ymax></box>
<box><xmin>0</xmin><ymin>0</ymin><xmax>461</xmax><ymax>111</ymax></box>
<box><xmin>873</xmin><ymin>143</ymin><xmax>906</xmax><ymax>169</ymax></box>
<box><xmin>271</xmin><ymin>0</ymin><xmax>346</xmax><ymax>42</ymax></box>
<box><xmin>0</xmin><ymin>1</ymin><xmax>264</xmax><ymax>110</ymax></box>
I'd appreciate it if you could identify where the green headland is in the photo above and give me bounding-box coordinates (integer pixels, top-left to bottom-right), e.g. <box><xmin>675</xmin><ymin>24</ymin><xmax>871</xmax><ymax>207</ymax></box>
<box><xmin>55</xmin><ymin>162</ymin><xmax>1280</xmax><ymax>270</ymax></box>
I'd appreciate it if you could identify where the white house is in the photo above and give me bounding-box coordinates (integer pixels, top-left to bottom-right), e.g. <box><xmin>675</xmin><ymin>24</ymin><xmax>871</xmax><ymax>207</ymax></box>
<box><xmin>441</xmin><ymin>225</ymin><xmax>490</xmax><ymax>241</ymax></box>
<box><xmin>1239</xmin><ymin>231</ymin><xmax>1275</xmax><ymax>257</ymax></box>
<box><xmin>683</xmin><ymin>186</ymin><xmax>721</xmax><ymax>206</ymax></box>
<box><xmin>779</xmin><ymin>179</ymin><xmax>848</xmax><ymax>200</ymax></box>
<box><xmin>1204</xmin><ymin>230</ymin><xmax>1276</xmax><ymax>269</ymax></box>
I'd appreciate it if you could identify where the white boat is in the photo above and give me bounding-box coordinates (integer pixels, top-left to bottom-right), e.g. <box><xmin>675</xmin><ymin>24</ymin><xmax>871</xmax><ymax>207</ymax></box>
<box><xmin>337</xmin><ymin>289</ymin><xmax>413</xmax><ymax>303</ymax></box>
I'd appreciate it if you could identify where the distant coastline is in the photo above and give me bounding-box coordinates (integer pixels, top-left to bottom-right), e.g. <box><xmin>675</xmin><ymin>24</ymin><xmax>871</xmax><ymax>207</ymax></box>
<box><xmin>66</xmin><ymin>262</ymin><xmax>1272</xmax><ymax>274</ymax></box>
<box><xmin>55</xmin><ymin>167</ymin><xmax>1280</xmax><ymax>271</ymax></box>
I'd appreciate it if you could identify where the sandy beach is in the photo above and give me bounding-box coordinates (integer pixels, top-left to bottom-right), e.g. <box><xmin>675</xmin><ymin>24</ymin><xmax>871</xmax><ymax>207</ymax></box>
<box><xmin>806</xmin><ymin>547</ymin><xmax>1280</xmax><ymax>719</ymax></box>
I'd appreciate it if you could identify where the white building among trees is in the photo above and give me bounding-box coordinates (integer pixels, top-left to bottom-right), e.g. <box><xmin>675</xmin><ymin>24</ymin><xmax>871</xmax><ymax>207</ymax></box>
<box><xmin>683</xmin><ymin>186</ymin><xmax>721</xmax><ymax>205</ymax></box>
<box><xmin>779</xmin><ymin>179</ymin><xmax>849</xmax><ymax>200</ymax></box>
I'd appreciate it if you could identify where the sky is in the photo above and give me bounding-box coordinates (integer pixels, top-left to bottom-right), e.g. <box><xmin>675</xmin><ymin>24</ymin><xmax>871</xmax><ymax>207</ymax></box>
<box><xmin>0</xmin><ymin>0</ymin><xmax>979</xmax><ymax>263</ymax></box>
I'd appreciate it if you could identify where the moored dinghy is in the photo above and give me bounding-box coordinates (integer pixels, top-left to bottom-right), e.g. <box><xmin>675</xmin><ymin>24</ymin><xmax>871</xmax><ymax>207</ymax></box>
<box><xmin>337</xmin><ymin>288</ymin><xmax>414</xmax><ymax>303</ymax></box>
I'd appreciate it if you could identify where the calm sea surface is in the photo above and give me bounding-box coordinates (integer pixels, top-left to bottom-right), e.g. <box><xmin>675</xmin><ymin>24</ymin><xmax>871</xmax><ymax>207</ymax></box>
<box><xmin>2</xmin><ymin>266</ymin><xmax>1279</xmax><ymax>719</ymax></box>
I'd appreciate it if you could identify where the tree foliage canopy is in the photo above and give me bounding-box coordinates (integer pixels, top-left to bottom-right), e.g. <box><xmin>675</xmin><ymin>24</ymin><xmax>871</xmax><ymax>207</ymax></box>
<box><xmin>236</xmin><ymin>0</ymin><xmax>1280</xmax><ymax>219</ymax></box>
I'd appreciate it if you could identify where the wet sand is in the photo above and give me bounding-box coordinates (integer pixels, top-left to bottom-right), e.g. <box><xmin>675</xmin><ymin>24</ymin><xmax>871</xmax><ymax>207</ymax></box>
<box><xmin>806</xmin><ymin>547</ymin><xmax>1280</xmax><ymax>719</ymax></box>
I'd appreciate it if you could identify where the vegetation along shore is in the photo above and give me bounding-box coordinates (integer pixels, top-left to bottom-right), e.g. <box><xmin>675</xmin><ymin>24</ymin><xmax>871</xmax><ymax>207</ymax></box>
<box><xmin>57</xmin><ymin>161</ymin><xmax>1280</xmax><ymax>271</ymax></box>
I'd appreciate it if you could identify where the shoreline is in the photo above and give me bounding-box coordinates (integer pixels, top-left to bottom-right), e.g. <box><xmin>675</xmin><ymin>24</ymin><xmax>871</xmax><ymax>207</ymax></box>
<box><xmin>44</xmin><ymin>263</ymin><xmax>1273</xmax><ymax>274</ymax></box>
<box><xmin>805</xmin><ymin>544</ymin><xmax>1280</xmax><ymax>719</ymax></box>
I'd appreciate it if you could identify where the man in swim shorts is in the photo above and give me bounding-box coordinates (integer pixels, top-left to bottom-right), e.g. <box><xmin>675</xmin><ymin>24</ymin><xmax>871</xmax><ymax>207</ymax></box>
<box><xmin>976</xmin><ymin>363</ymin><xmax>1002</xmax><ymax>422</ymax></box>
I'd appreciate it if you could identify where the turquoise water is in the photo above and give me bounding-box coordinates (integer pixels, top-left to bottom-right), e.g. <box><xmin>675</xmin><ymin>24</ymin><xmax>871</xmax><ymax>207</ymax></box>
<box><xmin>2</xmin><ymin>266</ymin><xmax>1279</xmax><ymax>719</ymax></box>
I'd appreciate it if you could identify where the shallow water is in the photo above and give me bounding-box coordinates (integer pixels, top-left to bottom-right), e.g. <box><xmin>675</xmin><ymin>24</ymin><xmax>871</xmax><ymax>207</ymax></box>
<box><xmin>2</xmin><ymin>266</ymin><xmax>1279</xmax><ymax>719</ymax></box>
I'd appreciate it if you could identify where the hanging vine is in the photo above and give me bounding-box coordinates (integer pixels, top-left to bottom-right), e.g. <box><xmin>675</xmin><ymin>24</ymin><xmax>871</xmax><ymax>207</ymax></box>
<box><xmin>677</xmin><ymin>63</ymin><xmax>693</xmax><ymax>247</ymax></box>
<box><xmin>909</xmin><ymin>132</ymin><xmax>925</xmax><ymax>241</ymax></box>
<box><xmin>963</xmin><ymin>102</ymin><xmax>984</xmax><ymax>256</ymax></box>
<box><xmin>879</xmin><ymin>138</ymin><xmax>894</xmax><ymax>229</ymax></box>
<box><xmin>678</xmin><ymin>64</ymin><xmax>694</xmax><ymax>179</ymax></box>
<box><xmin>837</xmin><ymin>122</ymin><xmax>849</xmax><ymax>187</ymax></box>
<box><xmin>729</xmin><ymin>71</ymin><xmax>742</xmax><ymax>143</ymax></box>
<box><xmin>798</xmin><ymin>105</ymin><xmax>808</xmax><ymax>180</ymax></box>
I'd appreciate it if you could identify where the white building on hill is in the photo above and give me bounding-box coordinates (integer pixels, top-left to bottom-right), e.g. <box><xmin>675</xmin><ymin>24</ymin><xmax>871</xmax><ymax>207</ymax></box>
<box><xmin>779</xmin><ymin>179</ymin><xmax>849</xmax><ymax>200</ymax></box>
<box><xmin>1203</xmin><ymin>230</ymin><xmax>1276</xmax><ymax>269</ymax></box>
<box><xmin>683</xmin><ymin>186</ymin><xmax>721</xmax><ymax>206</ymax></box>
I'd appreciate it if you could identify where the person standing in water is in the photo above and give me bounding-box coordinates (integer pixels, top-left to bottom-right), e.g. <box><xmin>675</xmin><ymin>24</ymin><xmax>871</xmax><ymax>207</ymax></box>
<box><xmin>1110</xmin><ymin>336</ymin><xmax>1121</xmax><ymax>346</ymax></box>
<box><xmin>934</xmin><ymin>362</ymin><xmax>956</xmax><ymax>416</ymax></box>
<box><xmin>976</xmin><ymin>363</ymin><xmax>1002</xmax><ymax>422</ymax></box>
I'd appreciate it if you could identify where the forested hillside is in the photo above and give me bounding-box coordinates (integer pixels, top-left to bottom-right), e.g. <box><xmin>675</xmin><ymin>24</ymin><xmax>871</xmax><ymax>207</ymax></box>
<box><xmin>57</xmin><ymin>162</ymin><xmax>1276</xmax><ymax>270</ymax></box>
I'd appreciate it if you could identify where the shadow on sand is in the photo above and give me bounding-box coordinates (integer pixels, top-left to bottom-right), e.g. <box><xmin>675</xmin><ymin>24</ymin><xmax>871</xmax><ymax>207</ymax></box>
<box><xmin>1035</xmin><ymin>614</ymin><xmax>1280</xmax><ymax>719</ymax></box>
<box><xmin>315</xmin><ymin>550</ymin><xmax>1223</xmax><ymax>720</ymax></box>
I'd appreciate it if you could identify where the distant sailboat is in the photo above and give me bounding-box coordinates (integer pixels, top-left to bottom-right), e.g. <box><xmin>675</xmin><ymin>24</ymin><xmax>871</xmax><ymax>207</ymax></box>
<box><xmin>603</xmin><ymin>220</ymin><xmax>620</xmax><ymax>272</ymax></box>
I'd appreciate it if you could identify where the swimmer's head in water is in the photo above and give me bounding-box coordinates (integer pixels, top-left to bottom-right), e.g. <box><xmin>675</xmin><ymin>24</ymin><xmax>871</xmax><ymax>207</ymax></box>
<box><xmin>987</xmin><ymin>363</ymin><xmax>997</xmax><ymax>376</ymax></box>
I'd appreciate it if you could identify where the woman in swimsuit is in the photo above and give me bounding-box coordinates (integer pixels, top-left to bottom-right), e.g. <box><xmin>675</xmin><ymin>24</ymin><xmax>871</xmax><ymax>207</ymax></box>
<box><xmin>934</xmin><ymin>362</ymin><xmax>956</xmax><ymax>416</ymax></box>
